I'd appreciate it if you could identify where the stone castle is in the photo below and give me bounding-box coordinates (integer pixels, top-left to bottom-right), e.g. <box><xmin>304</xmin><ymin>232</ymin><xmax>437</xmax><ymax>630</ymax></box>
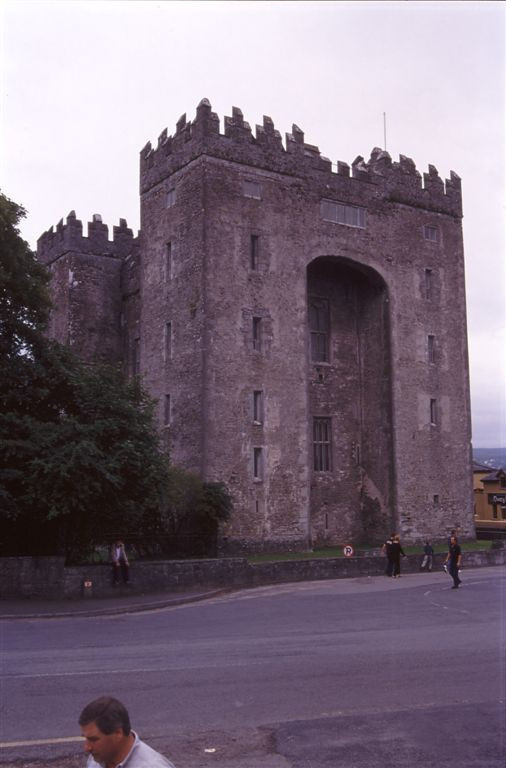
<box><xmin>37</xmin><ymin>98</ymin><xmax>475</xmax><ymax>552</ymax></box>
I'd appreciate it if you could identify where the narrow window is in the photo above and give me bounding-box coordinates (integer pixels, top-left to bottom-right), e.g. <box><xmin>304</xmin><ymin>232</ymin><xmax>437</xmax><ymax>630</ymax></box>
<box><xmin>309</xmin><ymin>298</ymin><xmax>329</xmax><ymax>362</ymax></box>
<box><xmin>164</xmin><ymin>394</ymin><xmax>171</xmax><ymax>426</ymax></box>
<box><xmin>132</xmin><ymin>338</ymin><xmax>140</xmax><ymax>376</ymax></box>
<box><xmin>166</xmin><ymin>189</ymin><xmax>176</xmax><ymax>208</ymax></box>
<box><xmin>252</xmin><ymin>317</ymin><xmax>262</xmax><ymax>351</ymax></box>
<box><xmin>243</xmin><ymin>180</ymin><xmax>261</xmax><ymax>199</ymax></box>
<box><xmin>253</xmin><ymin>447</ymin><xmax>263</xmax><ymax>480</ymax></box>
<box><xmin>165</xmin><ymin>322</ymin><xmax>172</xmax><ymax>361</ymax></box>
<box><xmin>428</xmin><ymin>334</ymin><xmax>435</xmax><ymax>363</ymax></box>
<box><xmin>253</xmin><ymin>390</ymin><xmax>263</xmax><ymax>423</ymax></box>
<box><xmin>492</xmin><ymin>505</ymin><xmax>498</xmax><ymax>519</ymax></box>
<box><xmin>250</xmin><ymin>235</ymin><xmax>259</xmax><ymax>270</ymax></box>
<box><xmin>313</xmin><ymin>418</ymin><xmax>332</xmax><ymax>472</ymax></box>
<box><xmin>320</xmin><ymin>199</ymin><xmax>366</xmax><ymax>229</ymax></box>
<box><xmin>423</xmin><ymin>225</ymin><xmax>439</xmax><ymax>242</ymax></box>
<box><xmin>430</xmin><ymin>398</ymin><xmax>437</xmax><ymax>426</ymax></box>
<box><xmin>433</xmin><ymin>494</ymin><xmax>440</xmax><ymax>504</ymax></box>
<box><xmin>425</xmin><ymin>269</ymin><xmax>433</xmax><ymax>301</ymax></box>
<box><xmin>166</xmin><ymin>242</ymin><xmax>172</xmax><ymax>280</ymax></box>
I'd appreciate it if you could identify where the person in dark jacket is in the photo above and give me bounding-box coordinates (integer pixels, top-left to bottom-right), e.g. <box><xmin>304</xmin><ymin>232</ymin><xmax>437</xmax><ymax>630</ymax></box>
<box><xmin>391</xmin><ymin>534</ymin><xmax>406</xmax><ymax>577</ymax></box>
<box><xmin>382</xmin><ymin>533</ymin><xmax>396</xmax><ymax>577</ymax></box>
<box><xmin>444</xmin><ymin>535</ymin><xmax>462</xmax><ymax>589</ymax></box>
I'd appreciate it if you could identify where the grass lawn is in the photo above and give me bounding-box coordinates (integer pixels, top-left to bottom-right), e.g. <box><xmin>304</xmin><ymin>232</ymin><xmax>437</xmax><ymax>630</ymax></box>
<box><xmin>247</xmin><ymin>540</ymin><xmax>495</xmax><ymax>563</ymax></box>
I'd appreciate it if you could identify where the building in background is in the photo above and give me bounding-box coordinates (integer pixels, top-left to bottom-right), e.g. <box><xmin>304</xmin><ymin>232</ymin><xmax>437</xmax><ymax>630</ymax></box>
<box><xmin>37</xmin><ymin>99</ymin><xmax>475</xmax><ymax>552</ymax></box>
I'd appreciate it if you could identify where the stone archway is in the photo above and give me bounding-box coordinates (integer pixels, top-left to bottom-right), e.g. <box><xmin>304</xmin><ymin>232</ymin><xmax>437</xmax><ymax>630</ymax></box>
<box><xmin>307</xmin><ymin>256</ymin><xmax>394</xmax><ymax>547</ymax></box>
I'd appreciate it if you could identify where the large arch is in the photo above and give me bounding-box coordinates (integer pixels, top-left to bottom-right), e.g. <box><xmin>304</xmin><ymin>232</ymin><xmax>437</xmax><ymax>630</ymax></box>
<box><xmin>307</xmin><ymin>256</ymin><xmax>395</xmax><ymax>546</ymax></box>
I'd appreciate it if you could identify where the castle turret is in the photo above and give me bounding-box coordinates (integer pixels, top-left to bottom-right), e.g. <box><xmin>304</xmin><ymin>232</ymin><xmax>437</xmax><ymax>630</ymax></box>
<box><xmin>37</xmin><ymin>212</ymin><xmax>139</xmax><ymax>366</ymax></box>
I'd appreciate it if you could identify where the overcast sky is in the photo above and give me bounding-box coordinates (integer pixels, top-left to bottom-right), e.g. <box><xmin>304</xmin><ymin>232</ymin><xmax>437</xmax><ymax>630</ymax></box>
<box><xmin>1</xmin><ymin>0</ymin><xmax>504</xmax><ymax>447</ymax></box>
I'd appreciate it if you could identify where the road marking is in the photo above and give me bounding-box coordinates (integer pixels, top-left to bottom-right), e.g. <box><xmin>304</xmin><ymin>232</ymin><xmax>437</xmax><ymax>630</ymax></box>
<box><xmin>0</xmin><ymin>736</ymin><xmax>83</xmax><ymax>748</ymax></box>
<box><xmin>1</xmin><ymin>657</ymin><xmax>273</xmax><ymax>680</ymax></box>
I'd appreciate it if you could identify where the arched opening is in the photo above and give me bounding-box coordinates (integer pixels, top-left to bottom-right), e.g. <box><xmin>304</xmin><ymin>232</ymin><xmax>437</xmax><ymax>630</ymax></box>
<box><xmin>307</xmin><ymin>256</ymin><xmax>394</xmax><ymax>546</ymax></box>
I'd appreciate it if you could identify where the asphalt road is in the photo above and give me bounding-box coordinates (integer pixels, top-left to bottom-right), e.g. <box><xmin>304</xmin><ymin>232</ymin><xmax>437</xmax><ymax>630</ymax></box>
<box><xmin>1</xmin><ymin>567</ymin><xmax>505</xmax><ymax>767</ymax></box>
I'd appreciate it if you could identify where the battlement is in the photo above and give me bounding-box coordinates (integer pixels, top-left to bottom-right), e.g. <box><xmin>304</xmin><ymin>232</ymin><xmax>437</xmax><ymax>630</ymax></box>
<box><xmin>140</xmin><ymin>99</ymin><xmax>462</xmax><ymax>217</ymax></box>
<box><xmin>37</xmin><ymin>211</ymin><xmax>139</xmax><ymax>266</ymax></box>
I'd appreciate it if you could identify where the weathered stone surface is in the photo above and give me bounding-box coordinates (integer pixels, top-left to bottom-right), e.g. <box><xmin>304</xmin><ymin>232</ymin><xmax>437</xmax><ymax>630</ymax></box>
<box><xmin>37</xmin><ymin>101</ymin><xmax>474</xmax><ymax>552</ymax></box>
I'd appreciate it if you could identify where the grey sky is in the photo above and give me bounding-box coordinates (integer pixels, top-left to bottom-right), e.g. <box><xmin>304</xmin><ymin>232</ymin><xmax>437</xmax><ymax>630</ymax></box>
<box><xmin>1</xmin><ymin>0</ymin><xmax>504</xmax><ymax>447</ymax></box>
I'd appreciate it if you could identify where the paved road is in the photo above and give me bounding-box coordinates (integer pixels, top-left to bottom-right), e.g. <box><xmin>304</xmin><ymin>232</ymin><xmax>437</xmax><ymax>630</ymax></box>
<box><xmin>1</xmin><ymin>567</ymin><xmax>505</xmax><ymax>767</ymax></box>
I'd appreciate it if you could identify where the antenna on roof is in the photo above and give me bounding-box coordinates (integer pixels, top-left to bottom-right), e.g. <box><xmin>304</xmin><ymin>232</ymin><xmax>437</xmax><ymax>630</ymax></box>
<box><xmin>383</xmin><ymin>112</ymin><xmax>387</xmax><ymax>151</ymax></box>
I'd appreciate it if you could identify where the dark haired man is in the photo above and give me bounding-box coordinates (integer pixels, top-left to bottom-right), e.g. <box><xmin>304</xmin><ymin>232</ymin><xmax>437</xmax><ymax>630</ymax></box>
<box><xmin>79</xmin><ymin>696</ymin><xmax>175</xmax><ymax>767</ymax></box>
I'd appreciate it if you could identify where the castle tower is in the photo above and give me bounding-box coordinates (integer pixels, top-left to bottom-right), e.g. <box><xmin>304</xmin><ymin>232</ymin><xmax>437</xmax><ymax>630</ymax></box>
<box><xmin>136</xmin><ymin>99</ymin><xmax>474</xmax><ymax>550</ymax></box>
<box><xmin>37</xmin><ymin>212</ymin><xmax>140</xmax><ymax>369</ymax></box>
<box><xmin>38</xmin><ymin>99</ymin><xmax>475</xmax><ymax>551</ymax></box>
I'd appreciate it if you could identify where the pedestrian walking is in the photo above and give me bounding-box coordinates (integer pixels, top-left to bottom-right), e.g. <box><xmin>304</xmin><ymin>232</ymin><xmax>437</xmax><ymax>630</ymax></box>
<box><xmin>420</xmin><ymin>540</ymin><xmax>434</xmax><ymax>571</ymax></box>
<box><xmin>444</xmin><ymin>535</ymin><xmax>462</xmax><ymax>589</ymax></box>
<box><xmin>382</xmin><ymin>533</ymin><xmax>396</xmax><ymax>577</ymax></box>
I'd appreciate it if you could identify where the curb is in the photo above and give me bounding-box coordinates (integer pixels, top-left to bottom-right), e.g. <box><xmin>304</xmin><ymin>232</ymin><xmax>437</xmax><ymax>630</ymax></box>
<box><xmin>0</xmin><ymin>588</ymin><xmax>230</xmax><ymax>620</ymax></box>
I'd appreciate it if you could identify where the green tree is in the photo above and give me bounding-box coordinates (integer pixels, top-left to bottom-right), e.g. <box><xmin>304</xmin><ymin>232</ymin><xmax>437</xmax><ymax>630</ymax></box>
<box><xmin>0</xmin><ymin>192</ymin><xmax>233</xmax><ymax>562</ymax></box>
<box><xmin>0</xmin><ymin>193</ymin><xmax>169</xmax><ymax>560</ymax></box>
<box><xmin>0</xmin><ymin>192</ymin><xmax>51</xmax><ymax>359</ymax></box>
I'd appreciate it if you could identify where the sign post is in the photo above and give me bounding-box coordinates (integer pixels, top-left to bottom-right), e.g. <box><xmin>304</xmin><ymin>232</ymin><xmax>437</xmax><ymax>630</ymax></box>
<box><xmin>343</xmin><ymin>545</ymin><xmax>354</xmax><ymax>558</ymax></box>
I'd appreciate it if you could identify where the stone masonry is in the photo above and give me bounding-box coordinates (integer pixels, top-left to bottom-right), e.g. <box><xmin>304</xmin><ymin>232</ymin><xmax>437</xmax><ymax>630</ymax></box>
<box><xmin>37</xmin><ymin>98</ymin><xmax>475</xmax><ymax>552</ymax></box>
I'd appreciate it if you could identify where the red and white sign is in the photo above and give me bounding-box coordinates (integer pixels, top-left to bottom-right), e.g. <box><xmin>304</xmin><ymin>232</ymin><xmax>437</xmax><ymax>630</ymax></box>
<box><xmin>343</xmin><ymin>545</ymin><xmax>354</xmax><ymax>558</ymax></box>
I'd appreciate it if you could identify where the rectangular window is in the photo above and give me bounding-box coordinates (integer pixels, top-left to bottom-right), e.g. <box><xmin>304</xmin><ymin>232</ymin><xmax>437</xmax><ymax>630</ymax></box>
<box><xmin>425</xmin><ymin>269</ymin><xmax>433</xmax><ymax>301</ymax></box>
<box><xmin>165</xmin><ymin>322</ymin><xmax>172</xmax><ymax>361</ymax></box>
<box><xmin>320</xmin><ymin>199</ymin><xmax>366</xmax><ymax>228</ymax></box>
<box><xmin>253</xmin><ymin>390</ymin><xmax>263</xmax><ymax>423</ymax></box>
<box><xmin>252</xmin><ymin>317</ymin><xmax>262</xmax><ymax>351</ymax></box>
<box><xmin>164</xmin><ymin>394</ymin><xmax>171</xmax><ymax>426</ymax></box>
<box><xmin>430</xmin><ymin>398</ymin><xmax>437</xmax><ymax>426</ymax></box>
<box><xmin>253</xmin><ymin>447</ymin><xmax>263</xmax><ymax>480</ymax></box>
<box><xmin>132</xmin><ymin>338</ymin><xmax>140</xmax><ymax>376</ymax></box>
<box><xmin>313</xmin><ymin>418</ymin><xmax>332</xmax><ymax>472</ymax></box>
<box><xmin>433</xmin><ymin>494</ymin><xmax>440</xmax><ymax>504</ymax></box>
<box><xmin>423</xmin><ymin>225</ymin><xmax>439</xmax><ymax>242</ymax></box>
<box><xmin>250</xmin><ymin>235</ymin><xmax>259</xmax><ymax>270</ymax></box>
<box><xmin>166</xmin><ymin>189</ymin><xmax>176</xmax><ymax>208</ymax></box>
<box><xmin>309</xmin><ymin>298</ymin><xmax>329</xmax><ymax>362</ymax></box>
<box><xmin>166</xmin><ymin>242</ymin><xmax>172</xmax><ymax>280</ymax></box>
<box><xmin>428</xmin><ymin>334</ymin><xmax>435</xmax><ymax>363</ymax></box>
<box><xmin>243</xmin><ymin>180</ymin><xmax>261</xmax><ymax>199</ymax></box>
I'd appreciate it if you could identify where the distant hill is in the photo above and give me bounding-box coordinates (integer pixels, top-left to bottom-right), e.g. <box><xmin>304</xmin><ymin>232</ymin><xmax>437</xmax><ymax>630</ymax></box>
<box><xmin>472</xmin><ymin>447</ymin><xmax>506</xmax><ymax>469</ymax></box>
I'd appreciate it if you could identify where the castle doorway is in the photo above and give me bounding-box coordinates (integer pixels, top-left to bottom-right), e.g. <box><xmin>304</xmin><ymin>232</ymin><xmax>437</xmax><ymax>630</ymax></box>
<box><xmin>307</xmin><ymin>256</ymin><xmax>394</xmax><ymax>547</ymax></box>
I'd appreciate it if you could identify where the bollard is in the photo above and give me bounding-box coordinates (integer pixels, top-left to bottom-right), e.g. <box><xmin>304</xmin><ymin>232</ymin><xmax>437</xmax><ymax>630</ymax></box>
<box><xmin>82</xmin><ymin>578</ymin><xmax>93</xmax><ymax>598</ymax></box>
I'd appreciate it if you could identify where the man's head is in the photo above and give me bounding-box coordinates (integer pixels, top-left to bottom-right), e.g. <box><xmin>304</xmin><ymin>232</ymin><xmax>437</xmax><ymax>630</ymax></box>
<box><xmin>79</xmin><ymin>697</ymin><xmax>132</xmax><ymax>766</ymax></box>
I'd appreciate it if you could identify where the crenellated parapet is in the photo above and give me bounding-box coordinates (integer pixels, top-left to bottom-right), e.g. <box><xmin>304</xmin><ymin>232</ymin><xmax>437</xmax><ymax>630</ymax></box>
<box><xmin>140</xmin><ymin>99</ymin><xmax>462</xmax><ymax>217</ymax></box>
<box><xmin>37</xmin><ymin>211</ymin><xmax>139</xmax><ymax>266</ymax></box>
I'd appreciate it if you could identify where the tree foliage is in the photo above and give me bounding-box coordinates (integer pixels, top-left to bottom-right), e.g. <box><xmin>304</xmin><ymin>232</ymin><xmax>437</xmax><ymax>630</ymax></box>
<box><xmin>0</xmin><ymin>191</ymin><xmax>232</xmax><ymax>562</ymax></box>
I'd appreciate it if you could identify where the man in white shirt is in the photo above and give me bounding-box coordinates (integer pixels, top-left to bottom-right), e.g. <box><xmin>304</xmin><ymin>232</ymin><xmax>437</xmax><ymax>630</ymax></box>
<box><xmin>79</xmin><ymin>696</ymin><xmax>175</xmax><ymax>768</ymax></box>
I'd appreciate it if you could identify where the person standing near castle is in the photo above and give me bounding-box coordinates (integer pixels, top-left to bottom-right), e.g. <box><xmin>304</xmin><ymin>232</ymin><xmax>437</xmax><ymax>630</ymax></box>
<box><xmin>420</xmin><ymin>540</ymin><xmax>434</xmax><ymax>571</ymax></box>
<box><xmin>111</xmin><ymin>539</ymin><xmax>130</xmax><ymax>585</ymax></box>
<box><xmin>390</xmin><ymin>534</ymin><xmax>406</xmax><ymax>577</ymax></box>
<box><xmin>381</xmin><ymin>533</ymin><xmax>396</xmax><ymax>577</ymax></box>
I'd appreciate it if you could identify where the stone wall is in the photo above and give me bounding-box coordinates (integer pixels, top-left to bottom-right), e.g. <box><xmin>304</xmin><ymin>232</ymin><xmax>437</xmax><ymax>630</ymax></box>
<box><xmin>1</xmin><ymin>549</ymin><xmax>503</xmax><ymax>601</ymax></box>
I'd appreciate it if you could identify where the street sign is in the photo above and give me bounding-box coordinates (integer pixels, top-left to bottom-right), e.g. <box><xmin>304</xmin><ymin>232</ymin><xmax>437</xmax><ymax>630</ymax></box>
<box><xmin>343</xmin><ymin>545</ymin><xmax>354</xmax><ymax>557</ymax></box>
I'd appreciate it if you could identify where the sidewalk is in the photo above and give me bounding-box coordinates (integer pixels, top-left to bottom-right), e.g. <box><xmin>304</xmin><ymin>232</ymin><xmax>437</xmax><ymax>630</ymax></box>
<box><xmin>0</xmin><ymin>587</ymin><xmax>229</xmax><ymax>620</ymax></box>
